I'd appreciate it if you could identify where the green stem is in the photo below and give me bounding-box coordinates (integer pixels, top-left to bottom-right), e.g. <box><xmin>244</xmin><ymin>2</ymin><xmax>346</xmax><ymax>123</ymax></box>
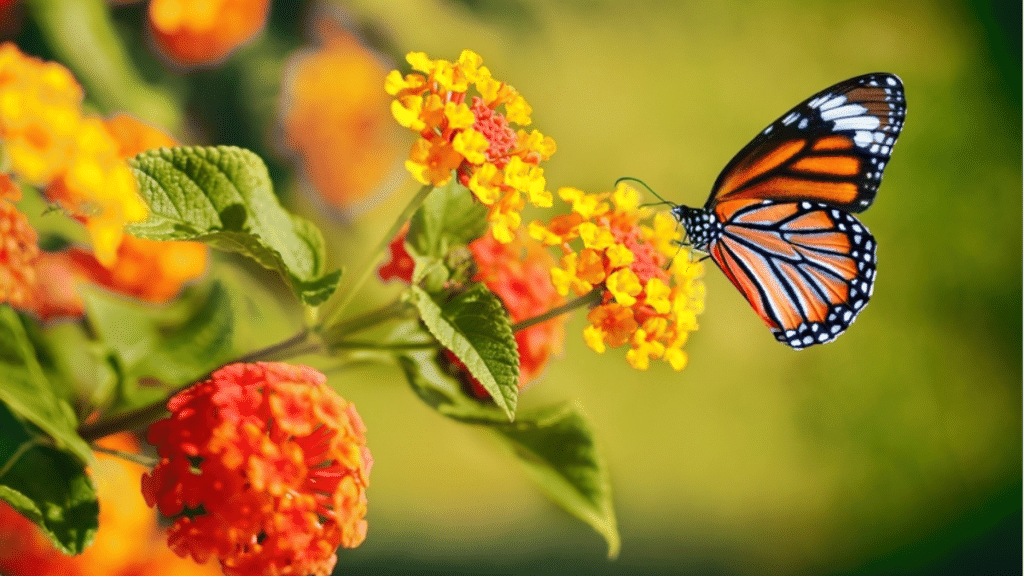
<box><xmin>320</xmin><ymin>299</ymin><xmax>414</xmax><ymax>343</ymax></box>
<box><xmin>77</xmin><ymin>329</ymin><xmax>322</xmax><ymax>442</ymax></box>
<box><xmin>318</xmin><ymin>184</ymin><xmax>433</xmax><ymax>330</ymax></box>
<box><xmin>91</xmin><ymin>445</ymin><xmax>158</xmax><ymax>467</ymax></box>
<box><xmin>511</xmin><ymin>288</ymin><xmax>603</xmax><ymax>333</ymax></box>
<box><xmin>330</xmin><ymin>340</ymin><xmax>437</xmax><ymax>352</ymax></box>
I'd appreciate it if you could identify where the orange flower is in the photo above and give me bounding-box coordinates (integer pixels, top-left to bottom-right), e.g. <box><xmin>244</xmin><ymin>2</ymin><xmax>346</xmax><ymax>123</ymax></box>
<box><xmin>104</xmin><ymin>113</ymin><xmax>178</xmax><ymax>156</ymax></box>
<box><xmin>386</xmin><ymin>50</ymin><xmax>556</xmax><ymax>243</ymax></box>
<box><xmin>148</xmin><ymin>0</ymin><xmax>270</xmax><ymax>68</ymax></box>
<box><xmin>12</xmin><ymin>114</ymin><xmax>207</xmax><ymax>320</ymax></box>
<box><xmin>531</xmin><ymin>183</ymin><xmax>705</xmax><ymax>371</ymax></box>
<box><xmin>142</xmin><ymin>363</ymin><xmax>372</xmax><ymax>576</ymax></box>
<box><xmin>281</xmin><ymin>32</ymin><xmax>401</xmax><ymax>210</ymax></box>
<box><xmin>54</xmin><ymin>235</ymin><xmax>209</xmax><ymax>307</ymax></box>
<box><xmin>0</xmin><ymin>175</ymin><xmax>40</xmax><ymax>310</ymax></box>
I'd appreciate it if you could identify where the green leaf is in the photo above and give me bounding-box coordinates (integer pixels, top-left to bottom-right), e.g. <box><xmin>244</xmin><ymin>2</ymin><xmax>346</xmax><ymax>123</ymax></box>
<box><xmin>82</xmin><ymin>282</ymin><xmax>235</xmax><ymax>411</ymax></box>
<box><xmin>397</xmin><ymin>351</ymin><xmax>511</xmax><ymax>425</ymax></box>
<box><xmin>407</xmin><ymin>179</ymin><xmax>488</xmax><ymax>258</ymax></box>
<box><xmin>492</xmin><ymin>404</ymin><xmax>620</xmax><ymax>558</ymax></box>
<box><xmin>0</xmin><ymin>306</ymin><xmax>91</xmax><ymax>463</ymax></box>
<box><xmin>127</xmin><ymin>146</ymin><xmax>341</xmax><ymax>306</ymax></box>
<box><xmin>0</xmin><ymin>402</ymin><xmax>98</xmax><ymax>555</ymax></box>
<box><xmin>409</xmin><ymin>284</ymin><xmax>519</xmax><ymax>420</ymax></box>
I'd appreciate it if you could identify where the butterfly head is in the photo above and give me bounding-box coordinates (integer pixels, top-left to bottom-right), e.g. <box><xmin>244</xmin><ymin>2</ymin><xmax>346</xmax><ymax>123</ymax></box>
<box><xmin>671</xmin><ymin>205</ymin><xmax>717</xmax><ymax>252</ymax></box>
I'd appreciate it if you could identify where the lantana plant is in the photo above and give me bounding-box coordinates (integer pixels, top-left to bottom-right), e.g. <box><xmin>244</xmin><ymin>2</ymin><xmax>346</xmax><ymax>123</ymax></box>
<box><xmin>0</xmin><ymin>8</ymin><xmax>705</xmax><ymax>573</ymax></box>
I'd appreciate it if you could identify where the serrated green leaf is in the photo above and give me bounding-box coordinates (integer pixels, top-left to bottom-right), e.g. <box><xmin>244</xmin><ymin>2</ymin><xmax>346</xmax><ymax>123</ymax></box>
<box><xmin>492</xmin><ymin>403</ymin><xmax>620</xmax><ymax>558</ymax></box>
<box><xmin>0</xmin><ymin>402</ymin><xmax>98</xmax><ymax>555</ymax></box>
<box><xmin>0</xmin><ymin>306</ymin><xmax>91</xmax><ymax>463</ymax></box>
<box><xmin>126</xmin><ymin>146</ymin><xmax>341</xmax><ymax>305</ymax></box>
<box><xmin>82</xmin><ymin>282</ymin><xmax>235</xmax><ymax>410</ymax></box>
<box><xmin>409</xmin><ymin>284</ymin><xmax>519</xmax><ymax>420</ymax></box>
<box><xmin>397</xmin><ymin>351</ymin><xmax>511</xmax><ymax>425</ymax></box>
<box><xmin>407</xmin><ymin>179</ymin><xmax>488</xmax><ymax>258</ymax></box>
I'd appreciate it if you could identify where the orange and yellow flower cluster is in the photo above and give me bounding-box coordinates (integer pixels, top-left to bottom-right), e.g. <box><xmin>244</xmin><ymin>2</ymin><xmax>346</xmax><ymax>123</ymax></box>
<box><xmin>0</xmin><ymin>43</ymin><xmax>148</xmax><ymax>267</ymax></box>
<box><xmin>142</xmin><ymin>363</ymin><xmax>372</xmax><ymax>576</ymax></box>
<box><xmin>530</xmin><ymin>183</ymin><xmax>706</xmax><ymax>371</ymax></box>
<box><xmin>148</xmin><ymin>0</ymin><xmax>270</xmax><ymax>68</ymax></box>
<box><xmin>386</xmin><ymin>50</ymin><xmax>556</xmax><ymax>243</ymax></box>
<box><xmin>0</xmin><ymin>46</ymin><xmax>207</xmax><ymax>318</ymax></box>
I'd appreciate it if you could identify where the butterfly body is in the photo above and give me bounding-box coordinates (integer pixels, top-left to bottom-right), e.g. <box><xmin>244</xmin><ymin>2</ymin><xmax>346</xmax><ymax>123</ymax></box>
<box><xmin>674</xmin><ymin>73</ymin><xmax>905</xmax><ymax>349</ymax></box>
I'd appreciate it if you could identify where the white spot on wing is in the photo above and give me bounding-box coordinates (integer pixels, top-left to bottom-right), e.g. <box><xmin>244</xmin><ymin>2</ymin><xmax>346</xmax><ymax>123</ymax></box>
<box><xmin>834</xmin><ymin>116</ymin><xmax>882</xmax><ymax>131</ymax></box>
<box><xmin>818</xmin><ymin>95</ymin><xmax>848</xmax><ymax>111</ymax></box>
<box><xmin>821</xmin><ymin>103</ymin><xmax>868</xmax><ymax>121</ymax></box>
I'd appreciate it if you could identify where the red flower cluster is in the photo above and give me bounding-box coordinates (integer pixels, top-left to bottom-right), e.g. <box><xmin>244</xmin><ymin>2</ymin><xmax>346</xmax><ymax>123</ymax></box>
<box><xmin>142</xmin><ymin>363</ymin><xmax>372</xmax><ymax>576</ymax></box>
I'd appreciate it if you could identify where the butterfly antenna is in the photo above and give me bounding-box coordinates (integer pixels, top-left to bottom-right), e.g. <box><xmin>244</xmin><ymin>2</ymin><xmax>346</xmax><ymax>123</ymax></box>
<box><xmin>614</xmin><ymin>176</ymin><xmax>676</xmax><ymax>207</ymax></box>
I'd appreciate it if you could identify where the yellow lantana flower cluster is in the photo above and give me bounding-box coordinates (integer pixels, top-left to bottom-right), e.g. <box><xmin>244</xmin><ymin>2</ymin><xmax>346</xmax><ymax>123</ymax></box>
<box><xmin>530</xmin><ymin>183</ymin><xmax>706</xmax><ymax>371</ymax></box>
<box><xmin>0</xmin><ymin>43</ymin><xmax>148</xmax><ymax>266</ymax></box>
<box><xmin>386</xmin><ymin>50</ymin><xmax>556</xmax><ymax>243</ymax></box>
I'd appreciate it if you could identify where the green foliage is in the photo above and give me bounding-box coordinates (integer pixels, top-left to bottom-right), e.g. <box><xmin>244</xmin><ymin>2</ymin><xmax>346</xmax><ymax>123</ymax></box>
<box><xmin>127</xmin><ymin>146</ymin><xmax>341</xmax><ymax>306</ymax></box>
<box><xmin>0</xmin><ymin>306</ymin><xmax>90</xmax><ymax>463</ymax></box>
<box><xmin>0</xmin><ymin>307</ymin><xmax>99</xmax><ymax>554</ymax></box>
<box><xmin>398</xmin><ymin>348</ymin><xmax>619</xmax><ymax>556</ymax></box>
<box><xmin>409</xmin><ymin>284</ymin><xmax>519</xmax><ymax>420</ymax></box>
<box><xmin>407</xmin><ymin>180</ymin><xmax>489</xmax><ymax>257</ymax></box>
<box><xmin>397</xmin><ymin>350</ymin><xmax>511</xmax><ymax>424</ymax></box>
<box><xmin>81</xmin><ymin>282</ymin><xmax>236</xmax><ymax>411</ymax></box>
<box><xmin>492</xmin><ymin>404</ymin><xmax>620</xmax><ymax>559</ymax></box>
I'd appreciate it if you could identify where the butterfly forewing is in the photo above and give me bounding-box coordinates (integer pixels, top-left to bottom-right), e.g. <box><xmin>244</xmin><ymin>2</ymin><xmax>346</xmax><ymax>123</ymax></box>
<box><xmin>708</xmin><ymin>73</ymin><xmax>905</xmax><ymax>213</ymax></box>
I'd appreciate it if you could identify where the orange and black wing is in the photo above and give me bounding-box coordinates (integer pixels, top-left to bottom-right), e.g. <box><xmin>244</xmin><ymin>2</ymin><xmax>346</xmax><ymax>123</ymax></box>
<box><xmin>707</xmin><ymin>200</ymin><xmax>876</xmax><ymax>349</ymax></box>
<box><xmin>706</xmin><ymin>73</ymin><xmax>905</xmax><ymax>215</ymax></box>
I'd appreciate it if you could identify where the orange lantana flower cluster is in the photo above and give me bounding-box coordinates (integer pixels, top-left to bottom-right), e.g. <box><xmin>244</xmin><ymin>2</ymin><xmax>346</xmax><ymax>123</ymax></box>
<box><xmin>531</xmin><ymin>183</ymin><xmax>706</xmax><ymax>371</ymax></box>
<box><xmin>281</xmin><ymin>32</ymin><xmax>400</xmax><ymax>210</ymax></box>
<box><xmin>0</xmin><ymin>42</ymin><xmax>148</xmax><ymax>266</ymax></box>
<box><xmin>142</xmin><ymin>363</ymin><xmax>372</xmax><ymax>576</ymax></box>
<box><xmin>386</xmin><ymin>50</ymin><xmax>556</xmax><ymax>243</ymax></box>
<box><xmin>147</xmin><ymin>0</ymin><xmax>270</xmax><ymax>68</ymax></box>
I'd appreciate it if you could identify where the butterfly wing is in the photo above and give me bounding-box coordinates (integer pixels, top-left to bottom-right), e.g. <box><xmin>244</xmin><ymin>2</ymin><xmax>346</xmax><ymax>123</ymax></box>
<box><xmin>707</xmin><ymin>200</ymin><xmax>876</xmax><ymax>349</ymax></box>
<box><xmin>706</xmin><ymin>73</ymin><xmax>905</xmax><ymax>214</ymax></box>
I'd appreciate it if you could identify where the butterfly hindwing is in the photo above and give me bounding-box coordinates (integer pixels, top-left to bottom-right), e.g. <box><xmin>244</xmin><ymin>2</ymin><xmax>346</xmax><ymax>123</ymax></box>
<box><xmin>708</xmin><ymin>73</ymin><xmax>905</xmax><ymax>214</ymax></box>
<box><xmin>707</xmin><ymin>200</ymin><xmax>876</xmax><ymax>349</ymax></box>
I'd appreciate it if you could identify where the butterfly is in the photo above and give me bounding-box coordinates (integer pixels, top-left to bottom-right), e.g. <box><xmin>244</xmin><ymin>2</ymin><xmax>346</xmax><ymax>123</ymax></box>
<box><xmin>671</xmin><ymin>73</ymin><xmax>905</xmax><ymax>349</ymax></box>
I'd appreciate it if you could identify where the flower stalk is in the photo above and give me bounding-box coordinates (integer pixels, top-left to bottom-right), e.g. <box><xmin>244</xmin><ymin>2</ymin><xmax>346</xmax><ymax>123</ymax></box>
<box><xmin>319</xmin><ymin>183</ymin><xmax>433</xmax><ymax>329</ymax></box>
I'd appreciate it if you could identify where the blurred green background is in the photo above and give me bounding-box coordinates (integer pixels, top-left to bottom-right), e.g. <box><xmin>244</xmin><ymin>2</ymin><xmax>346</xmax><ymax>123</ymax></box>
<box><xmin>9</xmin><ymin>0</ymin><xmax>1021</xmax><ymax>574</ymax></box>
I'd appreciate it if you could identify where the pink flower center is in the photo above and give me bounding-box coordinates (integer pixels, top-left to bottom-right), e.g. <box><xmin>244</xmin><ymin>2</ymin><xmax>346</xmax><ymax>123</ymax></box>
<box><xmin>614</xmin><ymin>228</ymin><xmax>668</xmax><ymax>284</ymax></box>
<box><xmin>470</xmin><ymin>96</ymin><xmax>517</xmax><ymax>167</ymax></box>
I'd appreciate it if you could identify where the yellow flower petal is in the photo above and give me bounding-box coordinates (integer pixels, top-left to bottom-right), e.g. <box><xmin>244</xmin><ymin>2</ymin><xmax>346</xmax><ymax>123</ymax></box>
<box><xmin>390</xmin><ymin>97</ymin><xmax>425</xmax><ymax>131</ymax></box>
<box><xmin>644</xmin><ymin>277</ymin><xmax>672</xmax><ymax>314</ymax></box>
<box><xmin>452</xmin><ymin>128</ymin><xmax>489</xmax><ymax>164</ymax></box>
<box><xmin>605</xmin><ymin>243</ymin><xmax>635</xmax><ymax>269</ymax></box>
<box><xmin>583</xmin><ymin>324</ymin><xmax>607</xmax><ymax>353</ymax></box>
<box><xmin>606</xmin><ymin>268</ymin><xmax>641</xmax><ymax>306</ymax></box>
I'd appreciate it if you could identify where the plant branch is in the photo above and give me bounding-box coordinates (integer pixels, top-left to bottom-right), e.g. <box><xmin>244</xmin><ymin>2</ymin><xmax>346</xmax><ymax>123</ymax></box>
<box><xmin>511</xmin><ymin>288</ymin><xmax>603</xmax><ymax>333</ymax></box>
<box><xmin>318</xmin><ymin>183</ymin><xmax>433</xmax><ymax>329</ymax></box>
<box><xmin>77</xmin><ymin>328</ymin><xmax>322</xmax><ymax>442</ymax></box>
